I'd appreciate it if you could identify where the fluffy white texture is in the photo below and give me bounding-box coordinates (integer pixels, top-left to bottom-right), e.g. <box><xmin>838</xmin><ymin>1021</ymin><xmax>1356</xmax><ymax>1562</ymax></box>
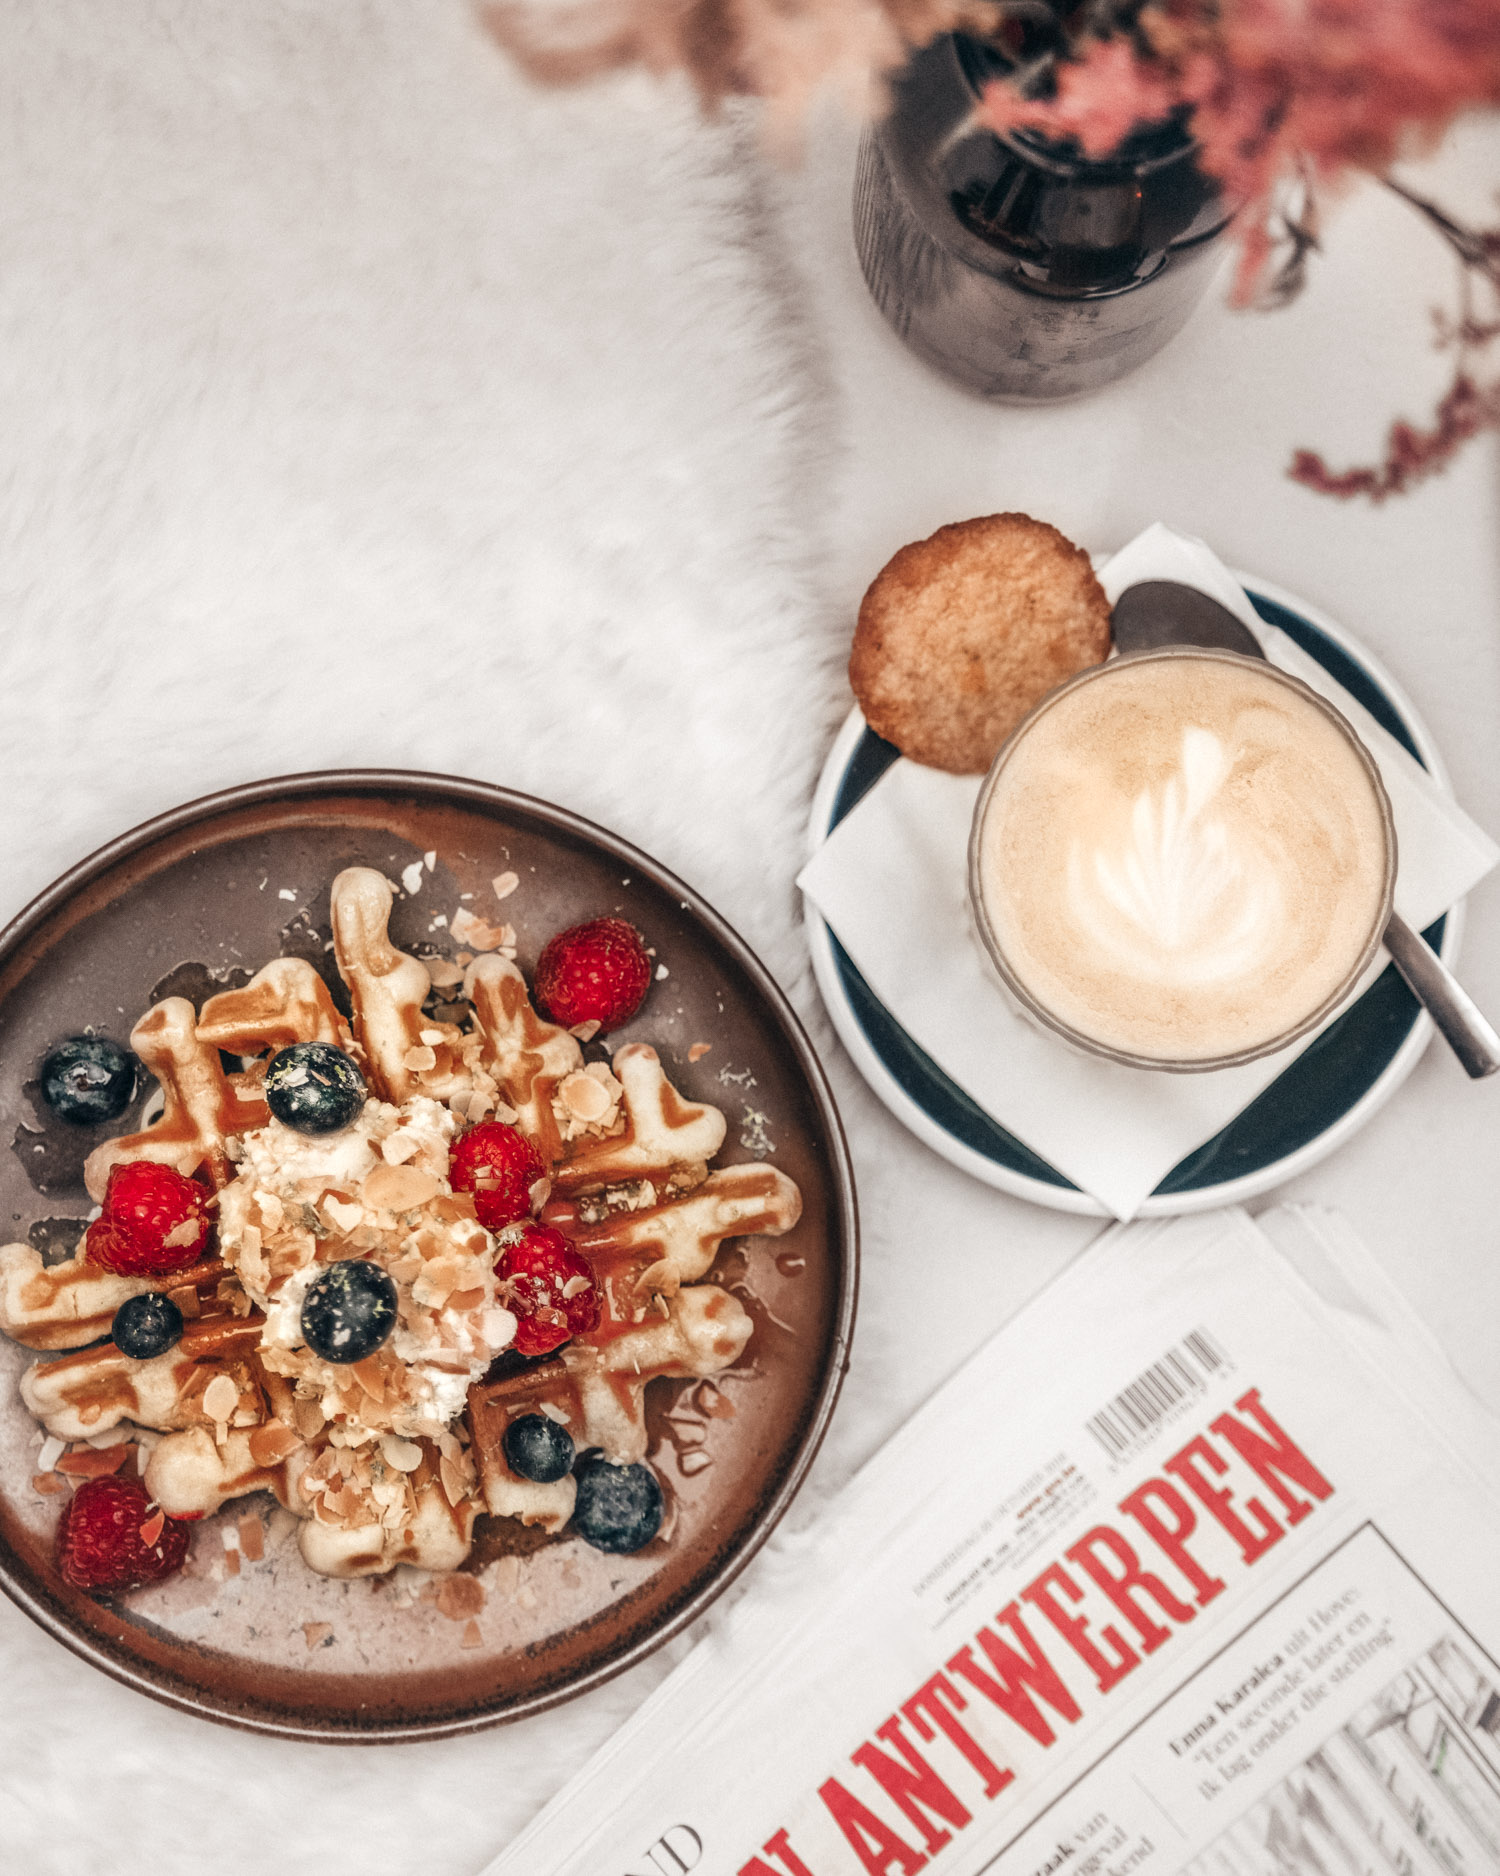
<box><xmin>0</xmin><ymin>0</ymin><xmax>841</xmax><ymax>996</ymax></box>
<box><xmin>234</xmin><ymin>1114</ymin><xmax>384</xmax><ymax>1208</ymax></box>
<box><xmin>258</xmin><ymin>1258</ymin><xmax>319</xmax><ymax>1351</ymax></box>
<box><xmin>0</xmin><ymin>2</ymin><xmax>841</xmax><ymax>1870</ymax></box>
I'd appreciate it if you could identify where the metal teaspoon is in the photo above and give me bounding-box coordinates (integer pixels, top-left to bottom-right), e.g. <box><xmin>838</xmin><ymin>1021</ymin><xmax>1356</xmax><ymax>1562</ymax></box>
<box><xmin>1111</xmin><ymin>579</ymin><xmax>1500</xmax><ymax>1079</ymax></box>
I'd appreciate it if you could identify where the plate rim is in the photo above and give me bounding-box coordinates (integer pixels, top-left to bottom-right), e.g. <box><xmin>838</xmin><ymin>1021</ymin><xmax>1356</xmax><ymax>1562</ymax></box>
<box><xmin>803</xmin><ymin>575</ymin><xmax>1462</xmax><ymax>1219</ymax></box>
<box><xmin>0</xmin><ymin>767</ymin><xmax>860</xmax><ymax>1740</ymax></box>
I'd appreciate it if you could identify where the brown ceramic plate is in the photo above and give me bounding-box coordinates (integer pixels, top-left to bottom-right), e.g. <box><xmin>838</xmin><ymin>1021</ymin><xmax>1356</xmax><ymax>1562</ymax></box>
<box><xmin>0</xmin><ymin>772</ymin><xmax>857</xmax><ymax>1739</ymax></box>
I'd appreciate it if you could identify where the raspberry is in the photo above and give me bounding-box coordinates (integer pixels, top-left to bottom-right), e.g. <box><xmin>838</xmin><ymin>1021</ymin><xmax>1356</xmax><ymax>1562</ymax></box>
<box><xmin>533</xmin><ymin>918</ymin><xmax>652</xmax><ymax>1033</ymax></box>
<box><xmin>56</xmin><ymin>1474</ymin><xmax>191</xmax><ymax>1592</ymax></box>
<box><xmin>85</xmin><ymin>1160</ymin><xmax>210</xmax><ymax>1277</ymax></box>
<box><xmin>449</xmin><ymin>1121</ymin><xmax>546</xmax><ymax>1231</ymax></box>
<box><xmin>497</xmin><ymin>1224</ymin><xmax>601</xmax><ymax>1358</ymax></box>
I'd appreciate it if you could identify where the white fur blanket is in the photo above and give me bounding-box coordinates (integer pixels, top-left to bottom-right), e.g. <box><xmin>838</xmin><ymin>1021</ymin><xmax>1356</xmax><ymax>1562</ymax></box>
<box><xmin>0</xmin><ymin>4</ymin><xmax>850</xmax><ymax>1867</ymax></box>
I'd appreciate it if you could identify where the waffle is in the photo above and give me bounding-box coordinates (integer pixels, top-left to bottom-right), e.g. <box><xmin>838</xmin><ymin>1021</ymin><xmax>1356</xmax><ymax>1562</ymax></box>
<box><xmin>83</xmin><ymin>997</ymin><xmax>268</xmax><ymax>1201</ymax></box>
<box><xmin>468</xmin><ymin>1165</ymin><xmax>799</xmax><ymax>1529</ymax></box>
<box><xmin>2</xmin><ymin>863</ymin><xmax>804</xmax><ymax>1592</ymax></box>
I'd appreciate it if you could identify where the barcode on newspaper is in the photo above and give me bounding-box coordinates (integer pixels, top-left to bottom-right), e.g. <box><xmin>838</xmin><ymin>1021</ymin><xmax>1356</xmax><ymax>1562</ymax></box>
<box><xmin>1085</xmin><ymin>1330</ymin><xmax>1227</xmax><ymax>1461</ymax></box>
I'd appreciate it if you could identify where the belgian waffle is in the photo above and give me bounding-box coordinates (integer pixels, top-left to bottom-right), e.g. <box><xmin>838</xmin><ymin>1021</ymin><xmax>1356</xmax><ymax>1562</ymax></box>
<box><xmin>2</xmin><ymin>865</ymin><xmax>803</xmax><ymax>1589</ymax></box>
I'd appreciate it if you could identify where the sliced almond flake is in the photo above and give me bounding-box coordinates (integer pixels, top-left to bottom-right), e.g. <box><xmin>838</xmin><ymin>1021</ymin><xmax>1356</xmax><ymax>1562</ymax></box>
<box><xmin>401</xmin><ymin>860</ymin><xmax>425</xmax><ymax>896</ymax></box>
<box><xmin>559</xmin><ymin>1274</ymin><xmax>591</xmax><ymax>1301</ymax></box>
<box><xmin>688</xmin><ymin>1042</ymin><xmax>712</xmax><ymax>1063</ymax></box>
<box><xmin>568</xmin><ymin>1019</ymin><xmax>602</xmax><ymax>1042</ymax></box>
<box><xmin>418</xmin><ymin>1028</ymin><xmax>445</xmax><ymax>1047</ymax></box>
<box><xmin>559</xmin><ymin>1071</ymin><xmax>611</xmax><ymax>1123</ymax></box>
<box><xmin>491</xmin><ymin>1555</ymin><xmax>521</xmax><ymax>1599</ymax></box>
<box><xmin>302</xmin><ymin>1622</ymin><xmax>334</xmax><ymax>1649</ymax></box>
<box><xmin>423</xmin><ymin>849</ymin><xmax>436</xmax><ymax>872</ymax></box>
<box><xmin>380</xmin><ymin>1434</ymin><xmax>423</xmax><ymax>1473</ymax></box>
<box><xmin>221</xmin><ymin>1525</ymin><xmax>241</xmax><ymax>1552</ymax></box>
<box><xmin>231</xmin><ymin>1406</ymin><xmax>260</xmax><ymax>1427</ymax></box>
<box><xmin>139</xmin><ymin>1510</ymin><xmax>166</xmax><ymax>1548</ymax></box>
<box><xmin>249</xmin><ymin>1421</ymin><xmax>302</xmax><ymax>1468</ymax></box>
<box><xmin>402</xmin><ymin>1044</ymin><xmax>438</xmax><ymax>1073</ymax></box>
<box><xmin>435</xmin><ymin>1573</ymin><xmax>486</xmax><ymax>1621</ymax></box>
<box><xmin>363</xmin><ymin>1163</ymin><xmax>442</xmax><ymax>1213</ymax></box>
<box><xmin>57</xmin><ymin>1445</ymin><xmax>130</xmax><ymax>1478</ymax></box>
<box><xmin>238</xmin><ymin>1514</ymin><xmax>266</xmax><ymax>1562</ymax></box>
<box><xmin>322</xmin><ymin>1195</ymin><xmax>364</xmax><ymax>1234</ymax></box>
<box><xmin>491</xmin><ymin>871</ymin><xmax>519</xmax><ymax>902</ymax></box>
<box><xmin>351</xmin><ymin>1356</ymin><xmax>387</xmax><ymax>1404</ymax></box>
<box><xmin>445</xmin><ymin>1286</ymin><xmax>486</xmax><ymax>1313</ymax></box>
<box><xmin>171</xmin><ymin>1283</ymin><xmax>201</xmax><ymax>1321</ymax></box>
<box><xmin>448</xmin><ymin>907</ymin><xmax>502</xmax><ymax>953</ymax></box>
<box><xmin>582</xmin><ymin>1061</ymin><xmax>621</xmax><ymax>1091</ymax></box>
<box><xmin>460</xmin><ymin>1619</ymin><xmax>483</xmax><ymax>1650</ymax></box>
<box><xmin>293</xmin><ymin>1397</ymin><xmax>326</xmax><ymax>1440</ymax></box>
<box><xmin>537</xmin><ymin>1401</ymin><xmax>571</xmax><ymax>1425</ymax></box>
<box><xmin>381</xmin><ymin>1129</ymin><xmax>422</xmax><ymax>1167</ymax></box>
<box><xmin>202</xmin><ymin>1374</ymin><xmax>240</xmax><ymax>1425</ymax></box>
<box><xmin>424</xmin><ymin>957</ymin><xmax>465</xmax><ymax>990</ymax></box>
<box><xmin>438</xmin><ymin>1453</ymin><xmax>466</xmax><ymax>1507</ymax></box>
<box><xmin>655</xmin><ymin>964</ymin><xmax>669</xmax><ymax>980</ymax></box>
<box><xmin>308</xmin><ymin>1445</ymin><xmax>341</xmax><ymax>1482</ymax></box>
<box><xmin>31</xmin><ymin>1473</ymin><xmax>66</xmax><ymax>1496</ymax></box>
<box><xmin>38</xmin><ymin>1435</ymin><xmax>64</xmax><ymax>1472</ymax></box>
<box><xmin>162</xmin><ymin>1217</ymin><xmax>204</xmax><ymax>1251</ymax></box>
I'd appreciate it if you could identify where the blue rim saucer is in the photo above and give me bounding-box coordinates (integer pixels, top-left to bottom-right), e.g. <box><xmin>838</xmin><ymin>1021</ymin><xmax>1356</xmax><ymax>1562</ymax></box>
<box><xmin>804</xmin><ymin>575</ymin><xmax>1463</xmax><ymax>1217</ymax></box>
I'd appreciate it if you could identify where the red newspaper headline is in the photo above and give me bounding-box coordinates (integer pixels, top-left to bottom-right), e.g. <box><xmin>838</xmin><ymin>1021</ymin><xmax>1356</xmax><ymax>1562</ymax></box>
<box><xmin>739</xmin><ymin>1388</ymin><xmax>1334</xmax><ymax>1876</ymax></box>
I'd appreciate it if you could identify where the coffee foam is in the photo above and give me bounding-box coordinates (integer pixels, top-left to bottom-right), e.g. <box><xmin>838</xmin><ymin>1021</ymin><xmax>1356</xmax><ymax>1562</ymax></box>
<box><xmin>976</xmin><ymin>655</ymin><xmax>1392</xmax><ymax>1062</ymax></box>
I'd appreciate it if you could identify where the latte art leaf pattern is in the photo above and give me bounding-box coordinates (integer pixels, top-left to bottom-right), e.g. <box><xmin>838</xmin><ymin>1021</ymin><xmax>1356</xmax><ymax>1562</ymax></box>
<box><xmin>1065</xmin><ymin>728</ymin><xmax>1285</xmax><ymax>985</ymax></box>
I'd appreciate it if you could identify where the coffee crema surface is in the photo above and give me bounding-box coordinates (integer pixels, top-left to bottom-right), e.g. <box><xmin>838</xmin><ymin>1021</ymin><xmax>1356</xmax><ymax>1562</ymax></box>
<box><xmin>973</xmin><ymin>653</ymin><xmax>1393</xmax><ymax>1064</ymax></box>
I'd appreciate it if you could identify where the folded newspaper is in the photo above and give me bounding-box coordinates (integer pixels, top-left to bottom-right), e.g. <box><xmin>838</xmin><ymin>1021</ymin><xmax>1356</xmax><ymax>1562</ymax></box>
<box><xmin>487</xmin><ymin>1206</ymin><xmax>1500</xmax><ymax>1876</ymax></box>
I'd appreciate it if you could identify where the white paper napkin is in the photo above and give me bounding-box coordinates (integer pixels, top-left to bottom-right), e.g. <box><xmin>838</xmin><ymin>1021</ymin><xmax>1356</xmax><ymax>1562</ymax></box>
<box><xmin>798</xmin><ymin>524</ymin><xmax>1499</xmax><ymax>1219</ymax></box>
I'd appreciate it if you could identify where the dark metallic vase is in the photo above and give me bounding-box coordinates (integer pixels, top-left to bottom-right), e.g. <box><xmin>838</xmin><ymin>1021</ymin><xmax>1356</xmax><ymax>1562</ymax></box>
<box><xmin>853</xmin><ymin>34</ymin><xmax>1231</xmax><ymax>402</ymax></box>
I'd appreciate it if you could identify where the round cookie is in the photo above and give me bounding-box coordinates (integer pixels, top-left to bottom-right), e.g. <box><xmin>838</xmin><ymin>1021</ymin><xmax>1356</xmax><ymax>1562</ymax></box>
<box><xmin>849</xmin><ymin>513</ymin><xmax>1111</xmax><ymax>774</ymax></box>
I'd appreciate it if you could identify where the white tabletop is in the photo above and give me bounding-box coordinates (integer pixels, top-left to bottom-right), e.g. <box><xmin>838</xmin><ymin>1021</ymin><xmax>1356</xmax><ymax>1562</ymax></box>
<box><xmin>0</xmin><ymin>9</ymin><xmax>1496</xmax><ymax>1870</ymax></box>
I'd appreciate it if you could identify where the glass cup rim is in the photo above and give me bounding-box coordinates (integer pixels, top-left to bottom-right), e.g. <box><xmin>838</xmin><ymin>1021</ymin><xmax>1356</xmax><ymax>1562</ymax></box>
<box><xmin>966</xmin><ymin>646</ymin><xmax>1399</xmax><ymax>1074</ymax></box>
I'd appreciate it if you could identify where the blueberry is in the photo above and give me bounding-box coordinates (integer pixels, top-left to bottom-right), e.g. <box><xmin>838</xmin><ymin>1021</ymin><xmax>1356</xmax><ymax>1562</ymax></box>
<box><xmin>39</xmin><ymin>1036</ymin><xmax>137</xmax><ymax>1126</ymax></box>
<box><xmin>570</xmin><ymin>1452</ymin><xmax>664</xmax><ymax>1554</ymax></box>
<box><xmin>111</xmin><ymin>1291</ymin><xmax>184</xmax><ymax>1360</ymax></box>
<box><xmin>503</xmin><ymin>1413</ymin><xmax>575</xmax><ymax>1483</ymax></box>
<box><xmin>265</xmin><ymin>1042</ymin><xmax>365</xmax><ymax>1135</ymax></box>
<box><xmin>300</xmin><ymin>1259</ymin><xmax>397</xmax><ymax>1363</ymax></box>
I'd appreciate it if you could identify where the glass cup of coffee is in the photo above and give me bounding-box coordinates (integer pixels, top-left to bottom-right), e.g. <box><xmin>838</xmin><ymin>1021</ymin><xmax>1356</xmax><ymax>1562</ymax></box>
<box><xmin>967</xmin><ymin>648</ymin><xmax>1397</xmax><ymax>1071</ymax></box>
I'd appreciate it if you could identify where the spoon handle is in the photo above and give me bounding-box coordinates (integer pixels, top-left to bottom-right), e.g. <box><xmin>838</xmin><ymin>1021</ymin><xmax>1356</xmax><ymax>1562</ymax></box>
<box><xmin>1382</xmin><ymin>911</ymin><xmax>1500</xmax><ymax>1079</ymax></box>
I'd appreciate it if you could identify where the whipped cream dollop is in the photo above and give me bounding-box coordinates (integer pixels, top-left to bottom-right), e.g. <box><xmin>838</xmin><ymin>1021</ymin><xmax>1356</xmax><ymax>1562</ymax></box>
<box><xmin>976</xmin><ymin>656</ymin><xmax>1391</xmax><ymax>1062</ymax></box>
<box><xmin>218</xmin><ymin>1094</ymin><xmax>516</xmax><ymax>1441</ymax></box>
